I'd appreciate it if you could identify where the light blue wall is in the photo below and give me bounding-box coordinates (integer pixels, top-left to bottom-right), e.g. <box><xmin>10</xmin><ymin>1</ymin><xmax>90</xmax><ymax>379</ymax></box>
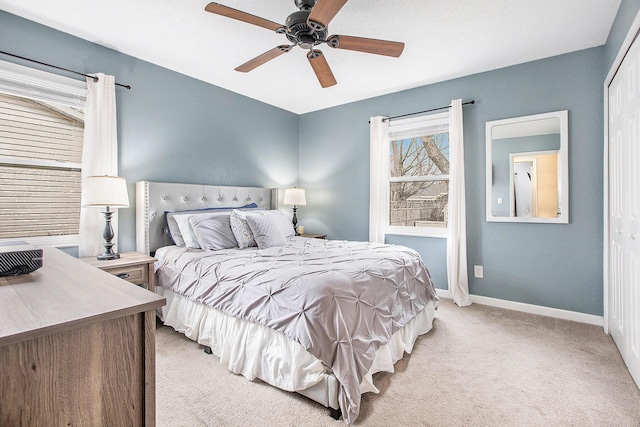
<box><xmin>299</xmin><ymin>48</ymin><xmax>605</xmax><ymax>315</ymax></box>
<box><xmin>605</xmin><ymin>0</ymin><xmax>640</xmax><ymax>71</ymax></box>
<box><xmin>4</xmin><ymin>4</ymin><xmax>640</xmax><ymax>316</ymax></box>
<box><xmin>0</xmin><ymin>11</ymin><xmax>300</xmax><ymax>253</ymax></box>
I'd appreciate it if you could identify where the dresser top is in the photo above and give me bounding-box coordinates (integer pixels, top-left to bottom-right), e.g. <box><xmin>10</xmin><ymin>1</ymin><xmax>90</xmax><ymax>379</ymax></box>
<box><xmin>0</xmin><ymin>247</ymin><xmax>165</xmax><ymax>346</ymax></box>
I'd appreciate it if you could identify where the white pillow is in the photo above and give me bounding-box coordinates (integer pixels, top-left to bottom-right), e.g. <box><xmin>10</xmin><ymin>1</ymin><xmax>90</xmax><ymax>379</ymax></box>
<box><xmin>245</xmin><ymin>211</ymin><xmax>287</xmax><ymax>249</ymax></box>
<box><xmin>262</xmin><ymin>210</ymin><xmax>295</xmax><ymax>238</ymax></box>
<box><xmin>173</xmin><ymin>214</ymin><xmax>200</xmax><ymax>249</ymax></box>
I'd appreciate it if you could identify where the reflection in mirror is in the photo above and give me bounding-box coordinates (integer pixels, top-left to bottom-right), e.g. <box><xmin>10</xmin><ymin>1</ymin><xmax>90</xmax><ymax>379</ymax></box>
<box><xmin>486</xmin><ymin>110</ymin><xmax>568</xmax><ymax>223</ymax></box>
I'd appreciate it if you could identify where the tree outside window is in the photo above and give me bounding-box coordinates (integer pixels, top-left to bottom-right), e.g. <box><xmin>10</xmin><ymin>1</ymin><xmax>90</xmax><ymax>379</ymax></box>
<box><xmin>389</xmin><ymin>132</ymin><xmax>449</xmax><ymax>229</ymax></box>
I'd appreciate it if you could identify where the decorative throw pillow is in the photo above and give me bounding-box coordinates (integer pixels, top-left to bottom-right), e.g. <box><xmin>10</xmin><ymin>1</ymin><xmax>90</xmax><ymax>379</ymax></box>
<box><xmin>189</xmin><ymin>212</ymin><xmax>238</xmax><ymax>251</ymax></box>
<box><xmin>230</xmin><ymin>210</ymin><xmax>257</xmax><ymax>249</ymax></box>
<box><xmin>245</xmin><ymin>211</ymin><xmax>287</xmax><ymax>249</ymax></box>
<box><xmin>263</xmin><ymin>209</ymin><xmax>295</xmax><ymax>238</ymax></box>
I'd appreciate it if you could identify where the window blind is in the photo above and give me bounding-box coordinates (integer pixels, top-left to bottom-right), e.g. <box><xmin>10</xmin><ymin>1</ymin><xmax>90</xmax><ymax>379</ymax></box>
<box><xmin>388</xmin><ymin>112</ymin><xmax>449</xmax><ymax>141</ymax></box>
<box><xmin>0</xmin><ymin>165</ymin><xmax>81</xmax><ymax>238</ymax></box>
<box><xmin>0</xmin><ymin>94</ymin><xmax>83</xmax><ymax>164</ymax></box>
<box><xmin>0</xmin><ymin>92</ymin><xmax>83</xmax><ymax>239</ymax></box>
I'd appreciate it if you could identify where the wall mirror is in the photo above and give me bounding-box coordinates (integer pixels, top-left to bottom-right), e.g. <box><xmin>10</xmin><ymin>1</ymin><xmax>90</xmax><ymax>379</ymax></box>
<box><xmin>486</xmin><ymin>110</ymin><xmax>568</xmax><ymax>223</ymax></box>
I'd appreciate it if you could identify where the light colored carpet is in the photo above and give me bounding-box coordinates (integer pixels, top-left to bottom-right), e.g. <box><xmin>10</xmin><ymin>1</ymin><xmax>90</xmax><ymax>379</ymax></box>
<box><xmin>155</xmin><ymin>298</ymin><xmax>640</xmax><ymax>426</ymax></box>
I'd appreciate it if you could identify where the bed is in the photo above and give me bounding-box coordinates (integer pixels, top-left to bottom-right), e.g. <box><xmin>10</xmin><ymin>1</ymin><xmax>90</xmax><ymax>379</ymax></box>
<box><xmin>136</xmin><ymin>181</ymin><xmax>438</xmax><ymax>424</ymax></box>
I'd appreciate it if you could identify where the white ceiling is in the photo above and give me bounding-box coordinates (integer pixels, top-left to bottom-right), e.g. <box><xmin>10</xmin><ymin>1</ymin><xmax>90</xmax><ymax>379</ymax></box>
<box><xmin>1</xmin><ymin>0</ymin><xmax>621</xmax><ymax>114</ymax></box>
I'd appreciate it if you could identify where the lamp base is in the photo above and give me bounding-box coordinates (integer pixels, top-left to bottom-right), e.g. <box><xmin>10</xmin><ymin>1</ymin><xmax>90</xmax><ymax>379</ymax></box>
<box><xmin>292</xmin><ymin>206</ymin><xmax>299</xmax><ymax>236</ymax></box>
<box><xmin>97</xmin><ymin>252</ymin><xmax>120</xmax><ymax>261</ymax></box>
<box><xmin>97</xmin><ymin>208</ymin><xmax>120</xmax><ymax>261</ymax></box>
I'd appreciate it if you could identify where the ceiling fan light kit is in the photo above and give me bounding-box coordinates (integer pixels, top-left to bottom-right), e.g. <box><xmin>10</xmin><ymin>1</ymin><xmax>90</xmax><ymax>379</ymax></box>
<box><xmin>205</xmin><ymin>0</ymin><xmax>404</xmax><ymax>88</ymax></box>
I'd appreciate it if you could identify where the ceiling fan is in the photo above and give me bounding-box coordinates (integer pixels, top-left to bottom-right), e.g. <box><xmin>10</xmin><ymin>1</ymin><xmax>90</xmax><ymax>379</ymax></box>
<box><xmin>204</xmin><ymin>0</ymin><xmax>405</xmax><ymax>88</ymax></box>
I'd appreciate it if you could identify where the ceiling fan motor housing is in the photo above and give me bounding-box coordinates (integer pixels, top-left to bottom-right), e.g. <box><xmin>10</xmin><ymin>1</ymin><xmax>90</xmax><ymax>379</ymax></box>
<box><xmin>294</xmin><ymin>0</ymin><xmax>316</xmax><ymax>11</ymax></box>
<box><xmin>285</xmin><ymin>10</ymin><xmax>327</xmax><ymax>49</ymax></box>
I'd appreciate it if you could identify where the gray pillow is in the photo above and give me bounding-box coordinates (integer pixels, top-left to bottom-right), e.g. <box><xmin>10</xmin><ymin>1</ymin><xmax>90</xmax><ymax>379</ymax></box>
<box><xmin>189</xmin><ymin>212</ymin><xmax>238</xmax><ymax>251</ymax></box>
<box><xmin>166</xmin><ymin>203</ymin><xmax>258</xmax><ymax>246</ymax></box>
<box><xmin>245</xmin><ymin>211</ymin><xmax>287</xmax><ymax>249</ymax></box>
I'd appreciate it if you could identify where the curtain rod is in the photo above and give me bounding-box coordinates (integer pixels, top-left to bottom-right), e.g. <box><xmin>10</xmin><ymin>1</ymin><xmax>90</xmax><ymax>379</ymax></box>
<box><xmin>0</xmin><ymin>50</ymin><xmax>131</xmax><ymax>90</ymax></box>
<box><xmin>380</xmin><ymin>100</ymin><xmax>475</xmax><ymax>122</ymax></box>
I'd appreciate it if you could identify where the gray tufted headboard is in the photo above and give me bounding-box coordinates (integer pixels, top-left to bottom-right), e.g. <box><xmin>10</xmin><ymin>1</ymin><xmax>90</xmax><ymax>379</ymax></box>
<box><xmin>136</xmin><ymin>181</ymin><xmax>277</xmax><ymax>255</ymax></box>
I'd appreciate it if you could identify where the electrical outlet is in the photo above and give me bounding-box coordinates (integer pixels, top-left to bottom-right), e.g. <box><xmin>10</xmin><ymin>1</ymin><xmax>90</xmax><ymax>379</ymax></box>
<box><xmin>474</xmin><ymin>265</ymin><xmax>484</xmax><ymax>278</ymax></box>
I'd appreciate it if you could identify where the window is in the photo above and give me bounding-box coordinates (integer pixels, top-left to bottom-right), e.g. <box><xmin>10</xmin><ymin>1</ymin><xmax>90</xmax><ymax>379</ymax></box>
<box><xmin>371</xmin><ymin>112</ymin><xmax>450</xmax><ymax>239</ymax></box>
<box><xmin>0</xmin><ymin>60</ymin><xmax>86</xmax><ymax>246</ymax></box>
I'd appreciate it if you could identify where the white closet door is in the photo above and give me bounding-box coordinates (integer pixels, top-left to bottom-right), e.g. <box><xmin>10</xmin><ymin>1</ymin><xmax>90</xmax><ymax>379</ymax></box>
<box><xmin>608</xmin><ymin>29</ymin><xmax>640</xmax><ymax>388</ymax></box>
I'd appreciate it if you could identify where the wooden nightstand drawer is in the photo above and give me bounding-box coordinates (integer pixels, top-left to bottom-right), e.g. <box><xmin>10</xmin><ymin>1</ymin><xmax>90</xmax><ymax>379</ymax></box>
<box><xmin>81</xmin><ymin>252</ymin><xmax>156</xmax><ymax>292</ymax></box>
<box><xmin>103</xmin><ymin>264</ymin><xmax>148</xmax><ymax>285</ymax></box>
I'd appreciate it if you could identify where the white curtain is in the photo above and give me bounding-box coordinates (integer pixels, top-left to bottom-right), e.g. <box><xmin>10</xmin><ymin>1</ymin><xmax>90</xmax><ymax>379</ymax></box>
<box><xmin>447</xmin><ymin>99</ymin><xmax>471</xmax><ymax>306</ymax></box>
<box><xmin>78</xmin><ymin>74</ymin><xmax>119</xmax><ymax>257</ymax></box>
<box><xmin>369</xmin><ymin>116</ymin><xmax>389</xmax><ymax>243</ymax></box>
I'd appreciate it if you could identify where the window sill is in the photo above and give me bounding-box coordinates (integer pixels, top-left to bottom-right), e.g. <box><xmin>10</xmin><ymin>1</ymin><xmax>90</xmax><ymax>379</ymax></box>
<box><xmin>0</xmin><ymin>235</ymin><xmax>79</xmax><ymax>248</ymax></box>
<box><xmin>385</xmin><ymin>228</ymin><xmax>448</xmax><ymax>239</ymax></box>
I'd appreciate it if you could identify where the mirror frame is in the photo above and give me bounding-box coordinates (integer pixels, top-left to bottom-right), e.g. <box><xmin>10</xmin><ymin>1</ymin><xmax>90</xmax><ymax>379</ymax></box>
<box><xmin>485</xmin><ymin>110</ymin><xmax>569</xmax><ymax>223</ymax></box>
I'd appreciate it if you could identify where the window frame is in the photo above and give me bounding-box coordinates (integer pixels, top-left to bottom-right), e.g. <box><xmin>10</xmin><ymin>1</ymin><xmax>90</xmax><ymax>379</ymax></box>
<box><xmin>372</xmin><ymin>112</ymin><xmax>451</xmax><ymax>239</ymax></box>
<box><xmin>0</xmin><ymin>60</ymin><xmax>87</xmax><ymax>247</ymax></box>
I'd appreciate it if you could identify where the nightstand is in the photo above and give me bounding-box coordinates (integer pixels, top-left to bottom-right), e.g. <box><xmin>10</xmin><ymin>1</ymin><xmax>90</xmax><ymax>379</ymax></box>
<box><xmin>81</xmin><ymin>252</ymin><xmax>156</xmax><ymax>292</ymax></box>
<box><xmin>300</xmin><ymin>233</ymin><xmax>327</xmax><ymax>239</ymax></box>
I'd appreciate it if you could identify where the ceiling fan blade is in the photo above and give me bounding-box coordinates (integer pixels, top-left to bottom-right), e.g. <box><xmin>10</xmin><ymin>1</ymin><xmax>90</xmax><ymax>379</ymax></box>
<box><xmin>307</xmin><ymin>50</ymin><xmax>337</xmax><ymax>88</ymax></box>
<box><xmin>307</xmin><ymin>0</ymin><xmax>348</xmax><ymax>31</ymax></box>
<box><xmin>205</xmin><ymin>2</ymin><xmax>283</xmax><ymax>32</ymax></box>
<box><xmin>235</xmin><ymin>46</ymin><xmax>292</xmax><ymax>73</ymax></box>
<box><xmin>327</xmin><ymin>35</ymin><xmax>405</xmax><ymax>57</ymax></box>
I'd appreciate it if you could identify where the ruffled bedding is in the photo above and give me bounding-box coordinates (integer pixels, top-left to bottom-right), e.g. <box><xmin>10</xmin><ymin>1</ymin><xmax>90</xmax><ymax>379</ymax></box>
<box><xmin>155</xmin><ymin>237</ymin><xmax>438</xmax><ymax>424</ymax></box>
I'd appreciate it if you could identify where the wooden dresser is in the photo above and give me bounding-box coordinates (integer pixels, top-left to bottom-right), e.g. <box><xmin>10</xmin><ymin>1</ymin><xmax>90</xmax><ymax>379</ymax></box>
<box><xmin>0</xmin><ymin>247</ymin><xmax>166</xmax><ymax>426</ymax></box>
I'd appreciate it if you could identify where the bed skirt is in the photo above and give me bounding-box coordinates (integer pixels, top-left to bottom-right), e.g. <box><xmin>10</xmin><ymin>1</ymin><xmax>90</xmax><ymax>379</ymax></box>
<box><xmin>157</xmin><ymin>286</ymin><xmax>436</xmax><ymax>410</ymax></box>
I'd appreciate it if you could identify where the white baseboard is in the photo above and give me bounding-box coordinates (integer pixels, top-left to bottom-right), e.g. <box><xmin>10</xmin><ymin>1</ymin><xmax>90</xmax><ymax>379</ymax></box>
<box><xmin>435</xmin><ymin>289</ymin><xmax>604</xmax><ymax>327</ymax></box>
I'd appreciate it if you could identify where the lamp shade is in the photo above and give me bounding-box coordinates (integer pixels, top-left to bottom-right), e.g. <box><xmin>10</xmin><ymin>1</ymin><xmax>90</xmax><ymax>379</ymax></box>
<box><xmin>82</xmin><ymin>176</ymin><xmax>130</xmax><ymax>208</ymax></box>
<box><xmin>283</xmin><ymin>188</ymin><xmax>306</xmax><ymax>206</ymax></box>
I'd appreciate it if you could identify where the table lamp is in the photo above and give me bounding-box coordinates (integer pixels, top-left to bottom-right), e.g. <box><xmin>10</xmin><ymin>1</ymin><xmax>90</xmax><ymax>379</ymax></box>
<box><xmin>82</xmin><ymin>175</ymin><xmax>129</xmax><ymax>260</ymax></box>
<box><xmin>283</xmin><ymin>188</ymin><xmax>306</xmax><ymax>235</ymax></box>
